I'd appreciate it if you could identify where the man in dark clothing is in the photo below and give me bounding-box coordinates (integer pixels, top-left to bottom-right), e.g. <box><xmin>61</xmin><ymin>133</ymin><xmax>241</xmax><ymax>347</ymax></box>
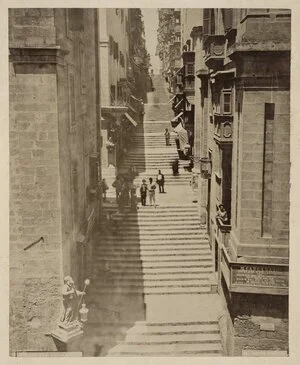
<box><xmin>156</xmin><ymin>170</ymin><xmax>165</xmax><ymax>193</ymax></box>
<box><xmin>164</xmin><ymin>128</ymin><xmax>170</xmax><ymax>146</ymax></box>
<box><xmin>172</xmin><ymin>159</ymin><xmax>179</xmax><ymax>176</ymax></box>
<box><xmin>140</xmin><ymin>179</ymin><xmax>148</xmax><ymax>206</ymax></box>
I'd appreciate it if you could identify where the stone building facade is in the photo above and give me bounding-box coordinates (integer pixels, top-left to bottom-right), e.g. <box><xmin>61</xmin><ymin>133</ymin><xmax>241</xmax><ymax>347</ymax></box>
<box><xmin>157</xmin><ymin>8</ymin><xmax>182</xmax><ymax>92</ymax></box>
<box><xmin>170</xmin><ymin>8</ymin><xmax>290</xmax><ymax>356</ymax></box>
<box><xmin>99</xmin><ymin>8</ymin><xmax>145</xmax><ymax>189</ymax></box>
<box><xmin>9</xmin><ymin>8</ymin><xmax>101</xmax><ymax>354</ymax></box>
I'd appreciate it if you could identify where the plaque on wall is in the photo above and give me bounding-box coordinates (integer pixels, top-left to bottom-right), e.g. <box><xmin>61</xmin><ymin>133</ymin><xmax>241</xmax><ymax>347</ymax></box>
<box><xmin>231</xmin><ymin>263</ymin><xmax>288</xmax><ymax>294</ymax></box>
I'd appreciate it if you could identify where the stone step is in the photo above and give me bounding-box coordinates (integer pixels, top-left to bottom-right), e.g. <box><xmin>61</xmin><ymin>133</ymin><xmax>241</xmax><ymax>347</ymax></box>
<box><xmin>95</xmin><ymin>265</ymin><xmax>213</xmax><ymax>277</ymax></box>
<box><xmin>95</xmin><ymin>244</ymin><xmax>209</xmax><ymax>251</ymax></box>
<box><xmin>108</xmin><ymin>341</ymin><xmax>222</xmax><ymax>356</ymax></box>
<box><xmin>125</xmin><ymin>333</ymin><xmax>221</xmax><ymax>344</ymax></box>
<box><xmin>101</xmin><ymin>206</ymin><xmax>200</xmax><ymax>212</ymax></box>
<box><xmin>127</xmin><ymin>321</ymin><xmax>219</xmax><ymax>332</ymax></box>
<box><xmin>99</xmin><ymin>231</ymin><xmax>206</xmax><ymax>237</ymax></box>
<box><xmin>122</xmin><ymin>164</ymin><xmax>188</xmax><ymax>169</ymax></box>
<box><xmin>96</xmin><ymin>255</ymin><xmax>212</xmax><ymax>263</ymax></box>
<box><xmin>94</xmin><ymin>286</ymin><xmax>211</xmax><ymax>295</ymax></box>
<box><xmin>94</xmin><ymin>271</ymin><xmax>211</xmax><ymax>280</ymax></box>
<box><xmin>112</xmin><ymin>226</ymin><xmax>203</xmax><ymax>232</ymax></box>
<box><xmin>134</xmin><ymin>172</ymin><xmax>191</xmax><ymax>176</ymax></box>
<box><xmin>126</xmin><ymin>150</ymin><xmax>177</xmax><ymax>154</ymax></box>
<box><xmin>103</xmin><ymin>216</ymin><xmax>201</xmax><ymax>222</ymax></box>
<box><xmin>95</xmin><ymin>280</ymin><xmax>210</xmax><ymax>289</ymax></box>
<box><xmin>98</xmin><ymin>235</ymin><xmax>207</xmax><ymax>241</ymax></box>
<box><xmin>92</xmin><ymin>261</ymin><xmax>213</xmax><ymax>270</ymax></box>
<box><xmin>123</xmin><ymin>157</ymin><xmax>180</xmax><ymax>161</ymax></box>
<box><xmin>95</xmin><ymin>280</ymin><xmax>211</xmax><ymax>289</ymax></box>
<box><xmin>97</xmin><ymin>253</ymin><xmax>212</xmax><ymax>262</ymax></box>
<box><xmin>95</xmin><ymin>262</ymin><xmax>213</xmax><ymax>270</ymax></box>
<box><xmin>97</xmin><ymin>237</ymin><xmax>208</xmax><ymax>243</ymax></box>
<box><xmin>97</xmin><ymin>247</ymin><xmax>210</xmax><ymax>255</ymax></box>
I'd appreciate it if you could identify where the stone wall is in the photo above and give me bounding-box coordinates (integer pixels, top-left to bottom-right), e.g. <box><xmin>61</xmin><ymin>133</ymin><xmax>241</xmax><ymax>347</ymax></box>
<box><xmin>9</xmin><ymin>62</ymin><xmax>62</xmax><ymax>353</ymax></box>
<box><xmin>54</xmin><ymin>9</ymin><xmax>100</xmax><ymax>282</ymax></box>
<box><xmin>219</xmin><ymin>280</ymin><xmax>288</xmax><ymax>355</ymax></box>
<box><xmin>230</xmin><ymin>87</ymin><xmax>290</xmax><ymax>260</ymax></box>
<box><xmin>9</xmin><ymin>8</ymin><xmax>101</xmax><ymax>353</ymax></box>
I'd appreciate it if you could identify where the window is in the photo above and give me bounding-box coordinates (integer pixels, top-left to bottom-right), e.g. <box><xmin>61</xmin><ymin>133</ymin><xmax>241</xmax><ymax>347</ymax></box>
<box><xmin>223</xmin><ymin>92</ymin><xmax>232</xmax><ymax>114</ymax></box>
<box><xmin>175</xmin><ymin>18</ymin><xmax>180</xmax><ymax>24</ymax></box>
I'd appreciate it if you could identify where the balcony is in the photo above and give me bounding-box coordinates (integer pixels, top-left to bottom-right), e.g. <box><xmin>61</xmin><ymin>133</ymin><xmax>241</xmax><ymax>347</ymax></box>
<box><xmin>213</xmin><ymin>115</ymin><xmax>233</xmax><ymax>145</ymax></box>
<box><xmin>183</xmin><ymin>77</ymin><xmax>195</xmax><ymax>93</ymax></box>
<box><xmin>204</xmin><ymin>35</ymin><xmax>226</xmax><ymax>69</ymax></box>
<box><xmin>182</xmin><ymin>51</ymin><xmax>195</xmax><ymax>64</ymax></box>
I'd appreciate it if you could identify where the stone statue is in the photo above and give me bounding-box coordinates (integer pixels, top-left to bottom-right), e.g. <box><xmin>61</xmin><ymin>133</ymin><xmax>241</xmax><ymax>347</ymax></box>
<box><xmin>60</xmin><ymin>276</ymin><xmax>85</xmax><ymax>323</ymax></box>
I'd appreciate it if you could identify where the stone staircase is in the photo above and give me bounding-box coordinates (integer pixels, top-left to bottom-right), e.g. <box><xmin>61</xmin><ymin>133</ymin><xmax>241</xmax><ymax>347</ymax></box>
<box><xmin>94</xmin><ymin>204</ymin><xmax>213</xmax><ymax>296</ymax></box>
<box><xmin>87</xmin><ymin>75</ymin><xmax>223</xmax><ymax>356</ymax></box>
<box><xmin>108</xmin><ymin>321</ymin><xmax>223</xmax><ymax>356</ymax></box>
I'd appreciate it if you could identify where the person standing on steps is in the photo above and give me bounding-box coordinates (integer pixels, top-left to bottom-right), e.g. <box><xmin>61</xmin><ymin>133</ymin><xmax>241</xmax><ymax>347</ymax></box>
<box><xmin>100</xmin><ymin>178</ymin><xmax>109</xmax><ymax>201</ymax></box>
<box><xmin>112</xmin><ymin>175</ymin><xmax>122</xmax><ymax>204</ymax></box>
<box><xmin>130</xmin><ymin>180</ymin><xmax>137</xmax><ymax>212</ymax></box>
<box><xmin>140</xmin><ymin>179</ymin><xmax>148</xmax><ymax>206</ymax></box>
<box><xmin>172</xmin><ymin>159</ymin><xmax>179</xmax><ymax>176</ymax></box>
<box><xmin>156</xmin><ymin>170</ymin><xmax>165</xmax><ymax>193</ymax></box>
<box><xmin>164</xmin><ymin>128</ymin><xmax>170</xmax><ymax>146</ymax></box>
<box><xmin>148</xmin><ymin>178</ymin><xmax>157</xmax><ymax>207</ymax></box>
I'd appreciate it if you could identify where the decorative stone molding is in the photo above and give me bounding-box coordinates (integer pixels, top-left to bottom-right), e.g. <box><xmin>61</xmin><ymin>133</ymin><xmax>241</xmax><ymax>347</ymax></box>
<box><xmin>220</xmin><ymin>246</ymin><xmax>289</xmax><ymax>295</ymax></box>
<box><xmin>9</xmin><ymin>46</ymin><xmax>69</xmax><ymax>66</ymax></box>
<box><xmin>213</xmin><ymin>115</ymin><xmax>233</xmax><ymax>145</ymax></box>
<box><xmin>204</xmin><ymin>35</ymin><xmax>226</xmax><ymax>68</ymax></box>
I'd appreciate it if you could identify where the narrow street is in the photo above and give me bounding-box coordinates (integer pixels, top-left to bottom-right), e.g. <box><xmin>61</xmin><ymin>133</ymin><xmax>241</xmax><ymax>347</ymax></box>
<box><xmin>84</xmin><ymin>75</ymin><xmax>224</xmax><ymax>356</ymax></box>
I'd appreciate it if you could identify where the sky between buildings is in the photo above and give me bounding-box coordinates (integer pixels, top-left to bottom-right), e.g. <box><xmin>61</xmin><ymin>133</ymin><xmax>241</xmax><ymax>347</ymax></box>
<box><xmin>141</xmin><ymin>8</ymin><xmax>161</xmax><ymax>75</ymax></box>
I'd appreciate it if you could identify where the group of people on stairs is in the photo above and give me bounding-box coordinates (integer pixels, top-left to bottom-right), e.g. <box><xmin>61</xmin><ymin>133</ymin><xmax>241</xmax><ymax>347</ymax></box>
<box><xmin>140</xmin><ymin>170</ymin><xmax>165</xmax><ymax>207</ymax></box>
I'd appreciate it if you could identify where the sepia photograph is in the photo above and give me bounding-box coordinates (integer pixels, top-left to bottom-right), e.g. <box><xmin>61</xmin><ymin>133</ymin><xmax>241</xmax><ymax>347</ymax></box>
<box><xmin>7</xmin><ymin>5</ymin><xmax>291</xmax><ymax>358</ymax></box>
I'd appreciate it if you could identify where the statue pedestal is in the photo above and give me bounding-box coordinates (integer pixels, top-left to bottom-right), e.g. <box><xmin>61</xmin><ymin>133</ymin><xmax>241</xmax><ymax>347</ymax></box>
<box><xmin>51</xmin><ymin>320</ymin><xmax>83</xmax><ymax>344</ymax></box>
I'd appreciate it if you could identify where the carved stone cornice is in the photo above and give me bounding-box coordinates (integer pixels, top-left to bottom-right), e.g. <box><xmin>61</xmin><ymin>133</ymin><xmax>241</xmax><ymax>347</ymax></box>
<box><xmin>234</xmin><ymin>74</ymin><xmax>290</xmax><ymax>90</ymax></box>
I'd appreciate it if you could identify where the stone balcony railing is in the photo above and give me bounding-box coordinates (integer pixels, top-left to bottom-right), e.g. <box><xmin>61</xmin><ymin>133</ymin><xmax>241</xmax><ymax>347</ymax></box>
<box><xmin>204</xmin><ymin>35</ymin><xmax>226</xmax><ymax>69</ymax></box>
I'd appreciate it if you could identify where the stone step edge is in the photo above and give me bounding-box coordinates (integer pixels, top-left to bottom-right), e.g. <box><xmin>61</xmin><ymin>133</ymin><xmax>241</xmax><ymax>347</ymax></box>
<box><xmin>108</xmin><ymin>348</ymin><xmax>222</xmax><ymax>357</ymax></box>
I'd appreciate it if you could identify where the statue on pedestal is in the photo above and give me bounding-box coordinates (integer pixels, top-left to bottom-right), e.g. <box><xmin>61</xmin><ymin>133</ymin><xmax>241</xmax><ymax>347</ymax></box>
<box><xmin>60</xmin><ymin>276</ymin><xmax>86</xmax><ymax>323</ymax></box>
<box><xmin>50</xmin><ymin>276</ymin><xmax>90</xmax><ymax>345</ymax></box>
